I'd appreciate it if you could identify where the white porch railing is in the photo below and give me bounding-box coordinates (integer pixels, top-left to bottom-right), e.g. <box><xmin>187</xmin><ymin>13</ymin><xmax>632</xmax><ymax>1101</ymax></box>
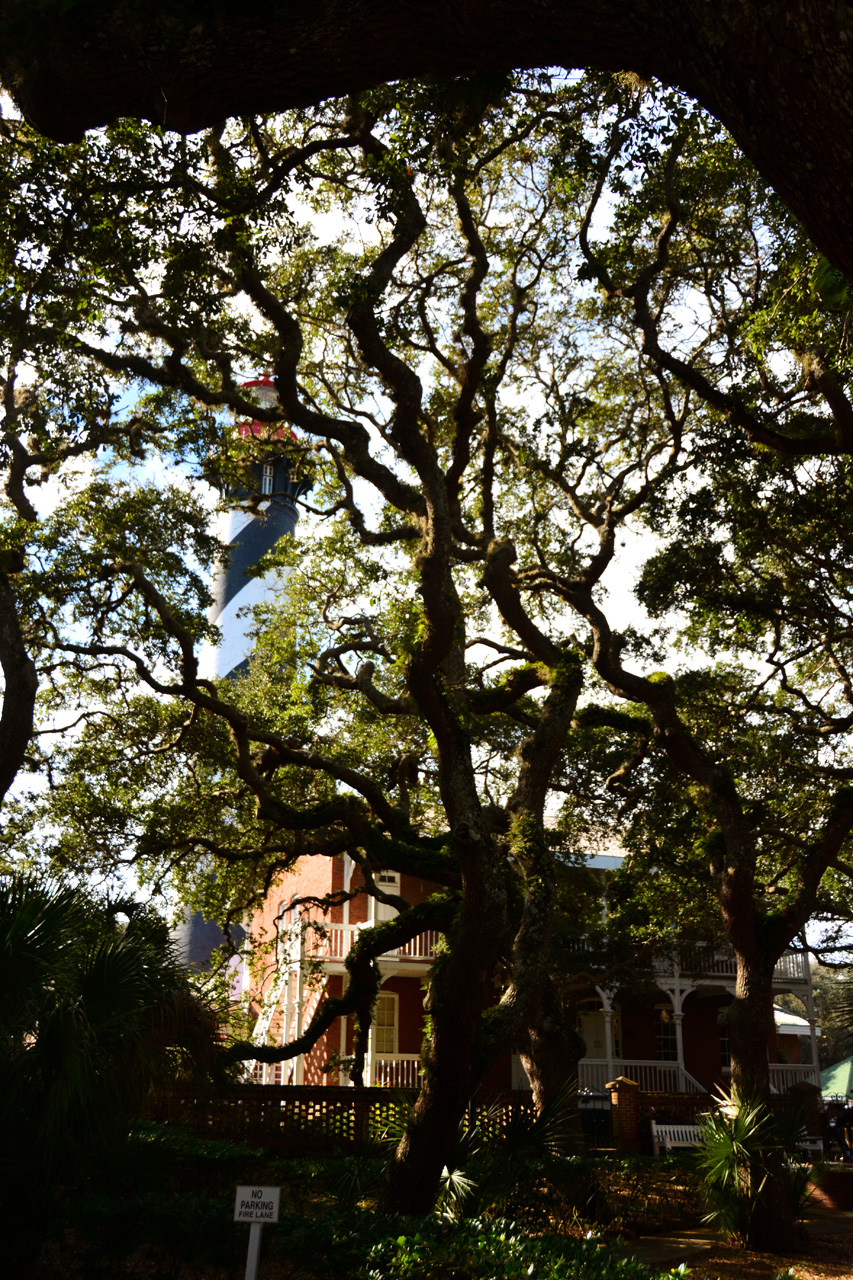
<box><xmin>292</xmin><ymin>927</ymin><xmax>809</xmax><ymax>984</ymax></box>
<box><xmin>768</xmin><ymin>1062</ymin><xmax>820</xmax><ymax>1092</ymax></box>
<box><xmin>655</xmin><ymin>945</ymin><xmax>809</xmax><ymax>984</ymax></box>
<box><xmin>579</xmin><ymin>1059</ymin><xmax>705</xmax><ymax>1094</ymax></box>
<box><xmin>566</xmin><ymin>939</ymin><xmax>809</xmax><ymax>985</ymax></box>
<box><xmin>371</xmin><ymin>1054</ymin><xmax>422</xmax><ymax>1088</ymax></box>
<box><xmin>772</xmin><ymin>952</ymin><xmax>811</xmax><ymax>982</ymax></box>
<box><xmin>299</xmin><ymin>923</ymin><xmax>439</xmax><ymax>964</ymax></box>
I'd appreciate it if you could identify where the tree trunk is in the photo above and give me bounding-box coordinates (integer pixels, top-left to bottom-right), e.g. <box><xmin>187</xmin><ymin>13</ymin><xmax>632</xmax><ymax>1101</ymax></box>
<box><xmin>727</xmin><ymin>950</ymin><xmax>775</xmax><ymax>1101</ymax></box>
<box><xmin>382</xmin><ymin>959</ymin><xmax>486</xmax><ymax>1213</ymax></box>
<box><xmin>5</xmin><ymin>3</ymin><xmax>853</xmax><ymax>283</ymax></box>
<box><xmin>0</xmin><ymin>561</ymin><xmax>37</xmax><ymax>806</ymax></box>
<box><xmin>727</xmin><ymin>948</ymin><xmax>800</xmax><ymax>1254</ymax></box>
<box><xmin>517</xmin><ymin>978</ymin><xmax>584</xmax><ymax>1115</ymax></box>
<box><xmin>383</xmin><ymin>1063</ymin><xmax>474</xmax><ymax>1215</ymax></box>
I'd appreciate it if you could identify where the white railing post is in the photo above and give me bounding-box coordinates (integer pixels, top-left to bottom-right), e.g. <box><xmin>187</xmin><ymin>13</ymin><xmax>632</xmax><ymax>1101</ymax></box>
<box><xmin>806</xmin><ymin>987</ymin><xmax>820</xmax><ymax>1087</ymax></box>
<box><xmin>364</xmin><ymin>1026</ymin><xmax>374</xmax><ymax>1087</ymax></box>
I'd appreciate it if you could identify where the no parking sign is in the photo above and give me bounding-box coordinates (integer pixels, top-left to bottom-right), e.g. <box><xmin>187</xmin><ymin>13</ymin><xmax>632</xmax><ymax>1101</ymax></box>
<box><xmin>235</xmin><ymin>1185</ymin><xmax>280</xmax><ymax>1279</ymax></box>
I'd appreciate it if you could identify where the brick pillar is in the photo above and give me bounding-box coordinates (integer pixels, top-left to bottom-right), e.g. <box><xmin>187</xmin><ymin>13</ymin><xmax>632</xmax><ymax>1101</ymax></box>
<box><xmin>607</xmin><ymin>1076</ymin><xmax>640</xmax><ymax>1153</ymax></box>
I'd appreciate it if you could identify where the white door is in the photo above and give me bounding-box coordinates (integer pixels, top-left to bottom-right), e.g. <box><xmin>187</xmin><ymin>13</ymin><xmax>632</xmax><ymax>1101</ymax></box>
<box><xmin>375</xmin><ymin>870</ymin><xmax>400</xmax><ymax>923</ymax></box>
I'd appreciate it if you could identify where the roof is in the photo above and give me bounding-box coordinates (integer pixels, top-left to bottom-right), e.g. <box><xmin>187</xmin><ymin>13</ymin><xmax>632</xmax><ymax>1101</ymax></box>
<box><xmin>773</xmin><ymin>1005</ymin><xmax>819</xmax><ymax>1037</ymax></box>
<box><xmin>238</xmin><ymin>375</ymin><xmax>298</xmax><ymax>442</ymax></box>
<box><xmin>821</xmin><ymin>1055</ymin><xmax>853</xmax><ymax>1099</ymax></box>
<box><xmin>585</xmin><ymin>850</ymin><xmax>626</xmax><ymax>871</ymax></box>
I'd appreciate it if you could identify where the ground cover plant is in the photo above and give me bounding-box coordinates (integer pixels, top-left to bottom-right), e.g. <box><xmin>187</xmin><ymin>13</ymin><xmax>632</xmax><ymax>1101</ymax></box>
<box><xmin>16</xmin><ymin>1121</ymin><xmax>705</xmax><ymax>1280</ymax></box>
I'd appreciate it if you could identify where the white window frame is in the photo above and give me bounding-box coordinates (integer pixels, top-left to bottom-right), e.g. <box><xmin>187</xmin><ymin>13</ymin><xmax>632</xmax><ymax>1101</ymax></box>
<box><xmin>261</xmin><ymin>462</ymin><xmax>274</xmax><ymax>495</ymax></box>
<box><xmin>373</xmin><ymin>991</ymin><xmax>398</xmax><ymax>1055</ymax></box>
<box><xmin>655</xmin><ymin>1004</ymin><xmax>678</xmax><ymax>1062</ymax></box>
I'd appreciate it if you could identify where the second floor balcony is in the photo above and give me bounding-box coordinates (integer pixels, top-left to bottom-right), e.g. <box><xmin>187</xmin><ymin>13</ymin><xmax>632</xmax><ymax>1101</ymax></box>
<box><xmin>291</xmin><ymin>922</ymin><xmax>440</xmax><ymax>965</ymax></box>
<box><xmin>288</xmin><ymin>922</ymin><xmax>810</xmax><ymax>988</ymax></box>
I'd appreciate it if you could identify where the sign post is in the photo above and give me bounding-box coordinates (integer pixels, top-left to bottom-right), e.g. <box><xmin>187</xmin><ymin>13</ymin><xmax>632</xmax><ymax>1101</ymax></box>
<box><xmin>234</xmin><ymin>1185</ymin><xmax>280</xmax><ymax>1280</ymax></box>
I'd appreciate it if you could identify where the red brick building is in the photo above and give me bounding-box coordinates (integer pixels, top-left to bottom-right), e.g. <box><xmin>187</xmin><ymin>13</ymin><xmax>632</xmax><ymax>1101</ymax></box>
<box><xmin>245</xmin><ymin>849</ymin><xmax>819</xmax><ymax>1098</ymax></box>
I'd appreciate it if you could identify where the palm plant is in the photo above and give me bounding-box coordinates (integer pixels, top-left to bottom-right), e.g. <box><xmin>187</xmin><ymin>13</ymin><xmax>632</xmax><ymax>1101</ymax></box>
<box><xmin>694</xmin><ymin>1087</ymin><xmax>817</xmax><ymax>1246</ymax></box>
<box><xmin>430</xmin><ymin>1086</ymin><xmax>585</xmax><ymax>1220</ymax></box>
<box><xmin>0</xmin><ymin>874</ymin><xmax>226</xmax><ymax>1189</ymax></box>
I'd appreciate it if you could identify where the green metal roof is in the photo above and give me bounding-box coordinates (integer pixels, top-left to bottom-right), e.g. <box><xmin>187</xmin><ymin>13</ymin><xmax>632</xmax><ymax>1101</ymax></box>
<box><xmin>821</xmin><ymin>1055</ymin><xmax>853</xmax><ymax>1098</ymax></box>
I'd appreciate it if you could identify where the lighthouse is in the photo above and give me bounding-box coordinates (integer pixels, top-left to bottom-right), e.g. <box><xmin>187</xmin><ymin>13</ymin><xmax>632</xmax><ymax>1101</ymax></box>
<box><xmin>200</xmin><ymin>376</ymin><xmax>311</xmax><ymax>680</ymax></box>
<box><xmin>175</xmin><ymin>378</ymin><xmax>310</xmax><ymax>974</ymax></box>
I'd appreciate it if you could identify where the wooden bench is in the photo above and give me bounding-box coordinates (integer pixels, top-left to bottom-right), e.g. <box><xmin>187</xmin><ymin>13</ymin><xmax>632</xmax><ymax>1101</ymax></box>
<box><xmin>650</xmin><ymin>1119</ymin><xmax>822</xmax><ymax>1161</ymax></box>
<box><xmin>650</xmin><ymin>1121</ymin><xmax>703</xmax><ymax>1156</ymax></box>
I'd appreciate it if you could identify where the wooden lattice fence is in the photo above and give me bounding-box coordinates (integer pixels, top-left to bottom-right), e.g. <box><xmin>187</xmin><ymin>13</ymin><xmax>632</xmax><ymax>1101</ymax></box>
<box><xmin>147</xmin><ymin>1085</ymin><xmax>544</xmax><ymax>1153</ymax></box>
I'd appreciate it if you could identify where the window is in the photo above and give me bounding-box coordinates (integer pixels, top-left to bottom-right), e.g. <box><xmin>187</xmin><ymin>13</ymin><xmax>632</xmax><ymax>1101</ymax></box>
<box><xmin>375</xmin><ymin>869</ymin><xmax>400</xmax><ymax>922</ymax></box>
<box><xmin>655</xmin><ymin>1006</ymin><xmax>678</xmax><ymax>1061</ymax></box>
<box><xmin>374</xmin><ymin>992</ymin><xmax>398</xmax><ymax>1055</ymax></box>
<box><xmin>261</xmin><ymin>463</ymin><xmax>274</xmax><ymax>495</ymax></box>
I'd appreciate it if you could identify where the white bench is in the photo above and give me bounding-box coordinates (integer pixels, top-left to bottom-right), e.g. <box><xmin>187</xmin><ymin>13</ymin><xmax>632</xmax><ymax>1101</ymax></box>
<box><xmin>650</xmin><ymin>1119</ymin><xmax>822</xmax><ymax>1160</ymax></box>
<box><xmin>795</xmin><ymin>1134</ymin><xmax>824</xmax><ymax>1160</ymax></box>
<box><xmin>650</xmin><ymin>1121</ymin><xmax>702</xmax><ymax>1156</ymax></box>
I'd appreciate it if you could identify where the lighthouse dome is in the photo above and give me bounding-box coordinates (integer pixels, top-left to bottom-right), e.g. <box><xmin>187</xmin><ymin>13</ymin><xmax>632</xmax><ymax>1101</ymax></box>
<box><xmin>240</xmin><ymin>375</ymin><xmax>279</xmax><ymax>411</ymax></box>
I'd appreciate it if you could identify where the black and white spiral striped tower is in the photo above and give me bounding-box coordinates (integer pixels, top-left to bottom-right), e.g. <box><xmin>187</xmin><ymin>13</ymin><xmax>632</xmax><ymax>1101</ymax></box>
<box><xmin>176</xmin><ymin>378</ymin><xmax>309</xmax><ymax>976</ymax></box>
<box><xmin>200</xmin><ymin>376</ymin><xmax>311</xmax><ymax>681</ymax></box>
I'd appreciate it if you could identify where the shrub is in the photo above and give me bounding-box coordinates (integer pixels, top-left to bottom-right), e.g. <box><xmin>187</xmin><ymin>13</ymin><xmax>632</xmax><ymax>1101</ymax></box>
<box><xmin>694</xmin><ymin>1088</ymin><xmax>818</xmax><ymax>1245</ymax></box>
<box><xmin>361</xmin><ymin>1217</ymin><xmax>681</xmax><ymax>1280</ymax></box>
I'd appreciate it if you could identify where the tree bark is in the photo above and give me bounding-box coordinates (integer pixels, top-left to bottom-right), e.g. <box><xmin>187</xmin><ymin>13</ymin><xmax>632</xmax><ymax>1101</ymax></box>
<box><xmin>0</xmin><ymin>557</ymin><xmax>37</xmax><ymax>805</ymax></box>
<box><xmin>383</xmin><ymin>1063</ymin><xmax>475</xmax><ymax>1215</ymax></box>
<box><xmin>517</xmin><ymin>977</ymin><xmax>584</xmax><ymax>1115</ymax></box>
<box><xmin>383</xmin><ymin>936</ymin><xmax>494</xmax><ymax>1213</ymax></box>
<box><xmin>3</xmin><ymin>3</ymin><xmax>853</xmax><ymax>280</ymax></box>
<box><xmin>726</xmin><ymin>950</ymin><xmax>776</xmax><ymax>1102</ymax></box>
<box><xmin>725</xmin><ymin>947</ymin><xmax>800</xmax><ymax>1254</ymax></box>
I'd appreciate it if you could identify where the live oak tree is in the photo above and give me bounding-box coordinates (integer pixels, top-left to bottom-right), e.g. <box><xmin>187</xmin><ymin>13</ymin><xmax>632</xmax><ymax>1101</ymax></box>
<box><xmin>550</xmin><ymin>389</ymin><xmax>853</xmax><ymax>1245</ymax></box>
<box><xmin>4</xmin><ymin>73</ymin><xmax>662</xmax><ymax>1210</ymax></box>
<box><xmin>2</xmin><ymin>1</ymin><xmax>853</xmax><ymax>283</ymax></box>
<box><xmin>548</xmin><ymin>110</ymin><xmax>853</xmax><ymax>1245</ymax></box>
<box><xmin>2</xmin><ymin>75</ymin><xmax>853</xmax><ymax>1234</ymax></box>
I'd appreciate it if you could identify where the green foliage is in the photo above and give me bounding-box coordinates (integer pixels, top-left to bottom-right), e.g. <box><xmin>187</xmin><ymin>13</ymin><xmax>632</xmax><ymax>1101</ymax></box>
<box><xmin>363</xmin><ymin>1217</ymin><xmax>660</xmax><ymax>1280</ymax></box>
<box><xmin>0</xmin><ymin>875</ymin><xmax>229</xmax><ymax>1193</ymax></box>
<box><xmin>694</xmin><ymin>1089</ymin><xmax>817</xmax><ymax>1245</ymax></box>
<box><xmin>805</xmin><ymin>966</ymin><xmax>853</xmax><ymax>1068</ymax></box>
<box><xmin>2</xmin><ymin>66</ymin><xmax>853</xmax><ymax>1211</ymax></box>
<box><xmin>10</xmin><ymin>1122</ymin><xmax>697</xmax><ymax>1280</ymax></box>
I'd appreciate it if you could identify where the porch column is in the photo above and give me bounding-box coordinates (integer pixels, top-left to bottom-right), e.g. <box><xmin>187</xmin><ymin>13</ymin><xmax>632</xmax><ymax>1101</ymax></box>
<box><xmin>806</xmin><ymin>988</ymin><xmax>820</xmax><ymax>1087</ymax></box>
<box><xmin>596</xmin><ymin>986</ymin><xmax>616</xmax><ymax>1083</ymax></box>
<box><xmin>660</xmin><ymin>976</ymin><xmax>694</xmax><ymax>1089</ymax></box>
<box><xmin>282</xmin><ymin>963</ymin><xmax>295</xmax><ymax>1085</ymax></box>
<box><xmin>337</xmin><ymin>1013</ymin><xmax>346</xmax><ymax>1081</ymax></box>
<box><xmin>343</xmin><ymin>854</ymin><xmax>353</xmax><ymax>931</ymax></box>
<box><xmin>364</xmin><ymin>1027</ymin><xmax>374</xmax><ymax>1088</ymax></box>
<box><xmin>673</xmin><ymin>1011</ymin><xmax>685</xmax><ymax>1076</ymax></box>
<box><xmin>602</xmin><ymin>1009</ymin><xmax>615</xmax><ymax>1083</ymax></box>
